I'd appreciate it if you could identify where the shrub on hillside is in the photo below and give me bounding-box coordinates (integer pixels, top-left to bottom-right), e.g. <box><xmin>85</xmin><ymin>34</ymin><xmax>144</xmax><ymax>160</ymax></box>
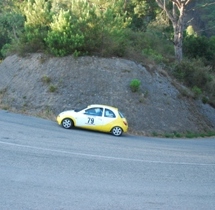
<box><xmin>130</xmin><ymin>79</ymin><xmax>141</xmax><ymax>92</ymax></box>
<box><xmin>183</xmin><ymin>35</ymin><xmax>215</xmax><ymax>70</ymax></box>
<box><xmin>125</xmin><ymin>29</ymin><xmax>173</xmax><ymax>64</ymax></box>
<box><xmin>173</xmin><ymin>59</ymin><xmax>215</xmax><ymax>106</ymax></box>
<box><xmin>173</xmin><ymin>59</ymin><xmax>210</xmax><ymax>88</ymax></box>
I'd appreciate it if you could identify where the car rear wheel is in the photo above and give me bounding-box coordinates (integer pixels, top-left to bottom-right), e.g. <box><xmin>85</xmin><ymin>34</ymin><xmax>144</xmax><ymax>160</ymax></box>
<box><xmin>62</xmin><ymin>118</ymin><xmax>73</xmax><ymax>129</ymax></box>
<box><xmin>111</xmin><ymin>126</ymin><xmax>123</xmax><ymax>136</ymax></box>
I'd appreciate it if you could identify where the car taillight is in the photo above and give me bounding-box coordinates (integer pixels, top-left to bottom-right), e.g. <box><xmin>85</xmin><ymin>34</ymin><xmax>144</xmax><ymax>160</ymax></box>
<box><xmin>123</xmin><ymin>121</ymin><xmax>127</xmax><ymax>126</ymax></box>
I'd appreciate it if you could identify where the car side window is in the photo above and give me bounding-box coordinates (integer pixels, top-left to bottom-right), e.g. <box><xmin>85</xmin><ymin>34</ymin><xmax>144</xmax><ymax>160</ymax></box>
<box><xmin>85</xmin><ymin>108</ymin><xmax>103</xmax><ymax>116</ymax></box>
<box><xmin>104</xmin><ymin>109</ymin><xmax>115</xmax><ymax>118</ymax></box>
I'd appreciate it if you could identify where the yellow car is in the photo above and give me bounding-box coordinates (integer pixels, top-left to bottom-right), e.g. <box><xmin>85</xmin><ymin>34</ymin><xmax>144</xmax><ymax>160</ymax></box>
<box><xmin>56</xmin><ymin>104</ymin><xmax>128</xmax><ymax>136</ymax></box>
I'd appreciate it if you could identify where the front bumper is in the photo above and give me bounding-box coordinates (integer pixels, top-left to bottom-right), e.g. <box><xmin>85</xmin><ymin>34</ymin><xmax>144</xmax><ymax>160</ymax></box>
<box><xmin>56</xmin><ymin>115</ymin><xmax>62</xmax><ymax>125</ymax></box>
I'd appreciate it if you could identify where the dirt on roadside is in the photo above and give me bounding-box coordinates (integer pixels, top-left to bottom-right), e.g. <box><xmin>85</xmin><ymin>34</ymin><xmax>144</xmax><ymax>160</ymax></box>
<box><xmin>0</xmin><ymin>53</ymin><xmax>215</xmax><ymax>136</ymax></box>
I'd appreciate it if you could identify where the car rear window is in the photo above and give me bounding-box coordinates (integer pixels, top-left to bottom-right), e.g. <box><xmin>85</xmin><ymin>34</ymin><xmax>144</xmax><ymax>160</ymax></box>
<box><xmin>119</xmin><ymin>111</ymin><xmax>125</xmax><ymax>118</ymax></box>
<box><xmin>104</xmin><ymin>109</ymin><xmax>115</xmax><ymax>118</ymax></box>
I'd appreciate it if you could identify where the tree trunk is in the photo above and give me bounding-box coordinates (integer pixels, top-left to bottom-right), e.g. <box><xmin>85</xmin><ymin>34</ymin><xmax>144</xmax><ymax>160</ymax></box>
<box><xmin>155</xmin><ymin>0</ymin><xmax>192</xmax><ymax>62</ymax></box>
<box><xmin>172</xmin><ymin>4</ymin><xmax>185</xmax><ymax>61</ymax></box>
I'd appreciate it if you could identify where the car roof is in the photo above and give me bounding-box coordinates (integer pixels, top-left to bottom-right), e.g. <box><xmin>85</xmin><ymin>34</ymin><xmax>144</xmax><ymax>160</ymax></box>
<box><xmin>87</xmin><ymin>104</ymin><xmax>118</xmax><ymax>110</ymax></box>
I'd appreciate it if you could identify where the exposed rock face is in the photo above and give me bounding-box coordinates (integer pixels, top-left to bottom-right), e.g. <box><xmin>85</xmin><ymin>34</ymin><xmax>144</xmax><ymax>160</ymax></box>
<box><xmin>0</xmin><ymin>53</ymin><xmax>215</xmax><ymax>135</ymax></box>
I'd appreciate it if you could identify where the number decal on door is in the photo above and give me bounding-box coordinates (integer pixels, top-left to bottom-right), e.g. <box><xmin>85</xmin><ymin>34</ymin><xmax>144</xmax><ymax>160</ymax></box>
<box><xmin>87</xmin><ymin>117</ymin><xmax>94</xmax><ymax>124</ymax></box>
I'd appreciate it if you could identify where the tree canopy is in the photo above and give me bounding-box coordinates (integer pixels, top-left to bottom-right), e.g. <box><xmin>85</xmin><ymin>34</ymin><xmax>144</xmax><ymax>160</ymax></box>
<box><xmin>0</xmin><ymin>0</ymin><xmax>214</xmax><ymax>61</ymax></box>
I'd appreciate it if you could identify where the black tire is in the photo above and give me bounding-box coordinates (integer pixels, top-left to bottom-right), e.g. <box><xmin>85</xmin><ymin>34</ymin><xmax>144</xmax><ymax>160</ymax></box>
<box><xmin>62</xmin><ymin>118</ymin><xmax>73</xmax><ymax>129</ymax></box>
<box><xmin>111</xmin><ymin>126</ymin><xmax>123</xmax><ymax>136</ymax></box>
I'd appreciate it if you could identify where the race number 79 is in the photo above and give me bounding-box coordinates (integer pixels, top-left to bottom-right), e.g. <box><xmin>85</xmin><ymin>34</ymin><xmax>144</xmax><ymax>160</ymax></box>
<box><xmin>88</xmin><ymin>117</ymin><xmax>94</xmax><ymax>124</ymax></box>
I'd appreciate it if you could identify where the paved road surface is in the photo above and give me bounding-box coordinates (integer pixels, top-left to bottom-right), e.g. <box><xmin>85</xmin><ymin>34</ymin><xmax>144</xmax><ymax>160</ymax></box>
<box><xmin>0</xmin><ymin>110</ymin><xmax>215</xmax><ymax>210</ymax></box>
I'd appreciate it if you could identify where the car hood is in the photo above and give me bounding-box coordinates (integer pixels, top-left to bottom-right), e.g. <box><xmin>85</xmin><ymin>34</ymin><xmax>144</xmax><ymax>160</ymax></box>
<box><xmin>60</xmin><ymin>110</ymin><xmax>76</xmax><ymax>115</ymax></box>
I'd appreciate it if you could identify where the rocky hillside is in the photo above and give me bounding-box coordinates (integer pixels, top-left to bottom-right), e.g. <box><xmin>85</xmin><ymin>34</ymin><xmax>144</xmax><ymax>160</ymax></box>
<box><xmin>0</xmin><ymin>53</ymin><xmax>215</xmax><ymax>135</ymax></box>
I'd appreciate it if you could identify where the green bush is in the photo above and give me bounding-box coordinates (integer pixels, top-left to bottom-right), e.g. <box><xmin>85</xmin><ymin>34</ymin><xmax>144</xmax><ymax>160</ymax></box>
<box><xmin>130</xmin><ymin>79</ymin><xmax>141</xmax><ymax>92</ymax></box>
<box><xmin>45</xmin><ymin>9</ymin><xmax>85</xmax><ymax>56</ymax></box>
<box><xmin>173</xmin><ymin>58</ymin><xmax>215</xmax><ymax>106</ymax></box>
<box><xmin>192</xmin><ymin>86</ymin><xmax>202</xmax><ymax>98</ymax></box>
<box><xmin>126</xmin><ymin>29</ymin><xmax>173</xmax><ymax>63</ymax></box>
<box><xmin>45</xmin><ymin>30</ymin><xmax>84</xmax><ymax>56</ymax></box>
<box><xmin>1</xmin><ymin>43</ymin><xmax>11</xmax><ymax>57</ymax></box>
<box><xmin>183</xmin><ymin>35</ymin><xmax>215</xmax><ymax>69</ymax></box>
<box><xmin>173</xmin><ymin>59</ymin><xmax>211</xmax><ymax>88</ymax></box>
<box><xmin>202</xmin><ymin>96</ymin><xmax>209</xmax><ymax>104</ymax></box>
<box><xmin>11</xmin><ymin>34</ymin><xmax>45</xmax><ymax>56</ymax></box>
<box><xmin>142</xmin><ymin>48</ymin><xmax>164</xmax><ymax>63</ymax></box>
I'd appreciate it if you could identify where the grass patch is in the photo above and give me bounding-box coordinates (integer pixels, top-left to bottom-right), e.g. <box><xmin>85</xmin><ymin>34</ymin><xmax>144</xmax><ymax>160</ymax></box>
<box><xmin>151</xmin><ymin>130</ymin><xmax>215</xmax><ymax>138</ymax></box>
<box><xmin>41</xmin><ymin>75</ymin><xmax>51</xmax><ymax>84</ymax></box>
<box><xmin>49</xmin><ymin>84</ymin><xmax>57</xmax><ymax>92</ymax></box>
<box><xmin>0</xmin><ymin>105</ymin><xmax>10</xmax><ymax>110</ymax></box>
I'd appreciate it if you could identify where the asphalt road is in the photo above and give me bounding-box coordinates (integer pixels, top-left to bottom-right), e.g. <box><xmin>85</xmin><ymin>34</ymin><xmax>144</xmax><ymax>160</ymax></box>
<box><xmin>0</xmin><ymin>110</ymin><xmax>215</xmax><ymax>210</ymax></box>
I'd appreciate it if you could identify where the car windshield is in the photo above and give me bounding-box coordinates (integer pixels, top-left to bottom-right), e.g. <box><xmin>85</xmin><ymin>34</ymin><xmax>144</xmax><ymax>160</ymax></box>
<box><xmin>74</xmin><ymin>106</ymin><xmax>87</xmax><ymax>112</ymax></box>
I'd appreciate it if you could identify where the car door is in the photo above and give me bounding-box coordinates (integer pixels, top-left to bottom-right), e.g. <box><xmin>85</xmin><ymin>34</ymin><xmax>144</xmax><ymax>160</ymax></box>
<box><xmin>102</xmin><ymin>108</ymin><xmax>117</xmax><ymax>131</ymax></box>
<box><xmin>75</xmin><ymin>107</ymin><xmax>104</xmax><ymax>130</ymax></box>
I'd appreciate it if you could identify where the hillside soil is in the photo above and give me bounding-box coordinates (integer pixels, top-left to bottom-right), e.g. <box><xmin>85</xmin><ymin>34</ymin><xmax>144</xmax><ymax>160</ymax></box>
<box><xmin>0</xmin><ymin>53</ymin><xmax>215</xmax><ymax>136</ymax></box>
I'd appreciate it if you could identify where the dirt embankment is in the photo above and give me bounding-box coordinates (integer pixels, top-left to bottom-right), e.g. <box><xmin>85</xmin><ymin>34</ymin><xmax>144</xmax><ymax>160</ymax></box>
<box><xmin>0</xmin><ymin>53</ymin><xmax>215</xmax><ymax>135</ymax></box>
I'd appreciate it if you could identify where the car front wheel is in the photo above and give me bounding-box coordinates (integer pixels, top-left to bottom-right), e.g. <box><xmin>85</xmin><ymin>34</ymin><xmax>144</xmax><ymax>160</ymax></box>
<box><xmin>62</xmin><ymin>118</ymin><xmax>73</xmax><ymax>129</ymax></box>
<box><xmin>111</xmin><ymin>126</ymin><xmax>123</xmax><ymax>136</ymax></box>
